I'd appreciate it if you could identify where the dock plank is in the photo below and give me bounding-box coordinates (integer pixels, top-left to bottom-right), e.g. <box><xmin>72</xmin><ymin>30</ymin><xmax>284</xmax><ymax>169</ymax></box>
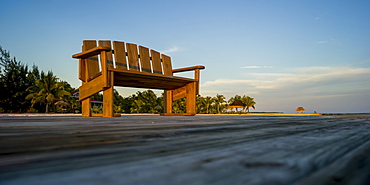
<box><xmin>0</xmin><ymin>115</ymin><xmax>369</xmax><ymax>185</ymax></box>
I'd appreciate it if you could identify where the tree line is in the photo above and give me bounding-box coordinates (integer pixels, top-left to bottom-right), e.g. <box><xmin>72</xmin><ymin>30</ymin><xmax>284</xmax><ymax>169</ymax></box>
<box><xmin>0</xmin><ymin>46</ymin><xmax>75</xmax><ymax>113</ymax></box>
<box><xmin>100</xmin><ymin>91</ymin><xmax>256</xmax><ymax>114</ymax></box>
<box><xmin>0</xmin><ymin>46</ymin><xmax>256</xmax><ymax>114</ymax></box>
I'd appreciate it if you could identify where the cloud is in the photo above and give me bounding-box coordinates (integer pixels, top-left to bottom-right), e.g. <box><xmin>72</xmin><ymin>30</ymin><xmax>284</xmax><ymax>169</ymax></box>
<box><xmin>203</xmin><ymin>66</ymin><xmax>370</xmax><ymax>92</ymax></box>
<box><xmin>315</xmin><ymin>17</ymin><xmax>320</xmax><ymax>20</ymax></box>
<box><xmin>241</xmin><ymin>66</ymin><xmax>273</xmax><ymax>69</ymax></box>
<box><xmin>204</xmin><ymin>66</ymin><xmax>370</xmax><ymax>90</ymax></box>
<box><xmin>317</xmin><ymin>39</ymin><xmax>340</xmax><ymax>44</ymax></box>
<box><xmin>202</xmin><ymin>78</ymin><xmax>279</xmax><ymax>90</ymax></box>
<box><xmin>317</xmin><ymin>40</ymin><xmax>329</xmax><ymax>44</ymax></box>
<box><xmin>162</xmin><ymin>46</ymin><xmax>180</xmax><ymax>53</ymax></box>
<box><xmin>200</xmin><ymin>66</ymin><xmax>370</xmax><ymax>112</ymax></box>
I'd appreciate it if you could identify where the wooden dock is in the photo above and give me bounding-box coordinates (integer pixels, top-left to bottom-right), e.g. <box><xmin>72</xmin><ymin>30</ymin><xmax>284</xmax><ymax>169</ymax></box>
<box><xmin>0</xmin><ymin>115</ymin><xmax>369</xmax><ymax>185</ymax></box>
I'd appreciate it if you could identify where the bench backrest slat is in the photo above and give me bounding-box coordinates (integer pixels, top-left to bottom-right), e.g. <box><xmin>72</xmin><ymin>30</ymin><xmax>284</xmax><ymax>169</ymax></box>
<box><xmin>151</xmin><ymin>50</ymin><xmax>163</xmax><ymax>74</ymax></box>
<box><xmin>113</xmin><ymin>41</ymin><xmax>128</xmax><ymax>70</ymax></box>
<box><xmin>82</xmin><ymin>40</ymin><xmax>174</xmax><ymax>80</ymax></box>
<box><xmin>98</xmin><ymin>40</ymin><xmax>114</xmax><ymax>69</ymax></box>
<box><xmin>162</xmin><ymin>54</ymin><xmax>173</xmax><ymax>76</ymax></box>
<box><xmin>83</xmin><ymin>40</ymin><xmax>100</xmax><ymax>81</ymax></box>
<box><xmin>139</xmin><ymin>46</ymin><xmax>151</xmax><ymax>73</ymax></box>
<box><xmin>126</xmin><ymin>43</ymin><xmax>140</xmax><ymax>71</ymax></box>
<box><xmin>78</xmin><ymin>44</ymin><xmax>87</xmax><ymax>81</ymax></box>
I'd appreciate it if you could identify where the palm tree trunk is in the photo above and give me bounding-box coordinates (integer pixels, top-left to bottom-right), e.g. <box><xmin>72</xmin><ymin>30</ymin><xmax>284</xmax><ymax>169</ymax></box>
<box><xmin>45</xmin><ymin>103</ymin><xmax>49</xmax><ymax>113</ymax></box>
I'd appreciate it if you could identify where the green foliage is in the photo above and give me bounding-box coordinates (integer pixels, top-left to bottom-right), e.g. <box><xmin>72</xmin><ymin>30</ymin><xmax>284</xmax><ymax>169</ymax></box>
<box><xmin>242</xmin><ymin>96</ymin><xmax>256</xmax><ymax>113</ymax></box>
<box><xmin>213</xmin><ymin>94</ymin><xmax>226</xmax><ymax>114</ymax></box>
<box><xmin>173</xmin><ymin>98</ymin><xmax>186</xmax><ymax>113</ymax></box>
<box><xmin>26</xmin><ymin>107</ymin><xmax>38</xmax><ymax>113</ymax></box>
<box><xmin>126</xmin><ymin>90</ymin><xmax>162</xmax><ymax>113</ymax></box>
<box><xmin>114</xmin><ymin>104</ymin><xmax>122</xmax><ymax>113</ymax></box>
<box><xmin>228</xmin><ymin>95</ymin><xmax>256</xmax><ymax>113</ymax></box>
<box><xmin>204</xmin><ymin>96</ymin><xmax>213</xmax><ymax>113</ymax></box>
<box><xmin>92</xmin><ymin>106</ymin><xmax>102</xmax><ymax>113</ymax></box>
<box><xmin>0</xmin><ymin>46</ymin><xmax>35</xmax><ymax>112</ymax></box>
<box><xmin>26</xmin><ymin>71</ymin><xmax>71</xmax><ymax>113</ymax></box>
<box><xmin>120</xmin><ymin>92</ymin><xmax>257</xmax><ymax>114</ymax></box>
<box><xmin>0</xmin><ymin>45</ymin><xmax>257</xmax><ymax>114</ymax></box>
<box><xmin>130</xmin><ymin>99</ymin><xmax>145</xmax><ymax>113</ymax></box>
<box><xmin>90</xmin><ymin>93</ymin><xmax>103</xmax><ymax>101</ymax></box>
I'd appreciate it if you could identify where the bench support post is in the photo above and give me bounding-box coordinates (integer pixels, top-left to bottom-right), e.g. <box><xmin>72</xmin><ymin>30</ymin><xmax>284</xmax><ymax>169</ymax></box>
<box><xmin>103</xmin><ymin>72</ymin><xmax>114</xmax><ymax>117</ymax></box>
<box><xmin>194</xmin><ymin>69</ymin><xmax>200</xmax><ymax>95</ymax></box>
<box><xmin>161</xmin><ymin>82</ymin><xmax>196</xmax><ymax>116</ymax></box>
<box><xmin>103</xmin><ymin>87</ymin><xmax>114</xmax><ymax>117</ymax></box>
<box><xmin>164</xmin><ymin>90</ymin><xmax>173</xmax><ymax>114</ymax></box>
<box><xmin>81</xmin><ymin>98</ymin><xmax>91</xmax><ymax>117</ymax></box>
<box><xmin>186</xmin><ymin>82</ymin><xmax>196</xmax><ymax>115</ymax></box>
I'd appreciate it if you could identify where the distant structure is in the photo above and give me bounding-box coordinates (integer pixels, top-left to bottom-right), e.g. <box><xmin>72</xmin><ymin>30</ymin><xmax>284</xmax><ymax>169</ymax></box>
<box><xmin>229</xmin><ymin>100</ymin><xmax>246</xmax><ymax>112</ymax></box>
<box><xmin>296</xmin><ymin>107</ymin><xmax>306</xmax><ymax>113</ymax></box>
<box><xmin>72</xmin><ymin>91</ymin><xmax>102</xmax><ymax>108</ymax></box>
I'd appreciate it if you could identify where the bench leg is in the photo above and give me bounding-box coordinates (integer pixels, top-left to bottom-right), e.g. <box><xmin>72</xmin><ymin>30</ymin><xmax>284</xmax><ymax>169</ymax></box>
<box><xmin>164</xmin><ymin>90</ymin><xmax>173</xmax><ymax>114</ymax></box>
<box><xmin>186</xmin><ymin>82</ymin><xmax>196</xmax><ymax>115</ymax></box>
<box><xmin>81</xmin><ymin>98</ymin><xmax>91</xmax><ymax>117</ymax></box>
<box><xmin>161</xmin><ymin>83</ymin><xmax>196</xmax><ymax>116</ymax></box>
<box><xmin>103</xmin><ymin>87</ymin><xmax>114</xmax><ymax>117</ymax></box>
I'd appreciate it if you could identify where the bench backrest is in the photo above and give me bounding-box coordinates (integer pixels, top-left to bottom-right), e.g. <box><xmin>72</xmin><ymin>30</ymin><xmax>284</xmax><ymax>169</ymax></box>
<box><xmin>80</xmin><ymin>40</ymin><xmax>173</xmax><ymax>82</ymax></box>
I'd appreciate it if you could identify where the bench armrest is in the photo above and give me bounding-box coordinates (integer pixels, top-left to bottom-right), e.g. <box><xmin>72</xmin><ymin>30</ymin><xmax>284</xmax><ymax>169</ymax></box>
<box><xmin>172</xmin><ymin>65</ymin><xmax>205</xmax><ymax>73</ymax></box>
<box><xmin>73</xmin><ymin>46</ymin><xmax>111</xmax><ymax>85</ymax></box>
<box><xmin>72</xmin><ymin>46</ymin><xmax>111</xmax><ymax>59</ymax></box>
<box><xmin>173</xmin><ymin>65</ymin><xmax>205</xmax><ymax>95</ymax></box>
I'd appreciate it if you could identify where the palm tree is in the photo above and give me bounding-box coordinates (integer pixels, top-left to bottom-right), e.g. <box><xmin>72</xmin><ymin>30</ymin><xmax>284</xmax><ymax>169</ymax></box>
<box><xmin>204</xmin><ymin>96</ymin><xmax>213</xmax><ymax>114</ymax></box>
<box><xmin>130</xmin><ymin>99</ymin><xmax>144</xmax><ymax>113</ymax></box>
<box><xmin>228</xmin><ymin>95</ymin><xmax>242</xmax><ymax>112</ymax></box>
<box><xmin>114</xmin><ymin>104</ymin><xmax>122</xmax><ymax>113</ymax></box>
<box><xmin>173</xmin><ymin>98</ymin><xmax>186</xmax><ymax>113</ymax></box>
<box><xmin>228</xmin><ymin>95</ymin><xmax>242</xmax><ymax>105</ymax></box>
<box><xmin>196</xmin><ymin>95</ymin><xmax>205</xmax><ymax>114</ymax></box>
<box><xmin>26</xmin><ymin>71</ymin><xmax>70</xmax><ymax>113</ymax></box>
<box><xmin>228</xmin><ymin>95</ymin><xmax>256</xmax><ymax>113</ymax></box>
<box><xmin>139</xmin><ymin>90</ymin><xmax>158</xmax><ymax>113</ymax></box>
<box><xmin>241</xmin><ymin>96</ymin><xmax>256</xmax><ymax>113</ymax></box>
<box><xmin>213</xmin><ymin>94</ymin><xmax>226</xmax><ymax>114</ymax></box>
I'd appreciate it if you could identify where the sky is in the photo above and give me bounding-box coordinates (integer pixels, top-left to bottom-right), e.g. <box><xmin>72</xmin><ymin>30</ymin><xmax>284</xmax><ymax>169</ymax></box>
<box><xmin>1</xmin><ymin>0</ymin><xmax>369</xmax><ymax>113</ymax></box>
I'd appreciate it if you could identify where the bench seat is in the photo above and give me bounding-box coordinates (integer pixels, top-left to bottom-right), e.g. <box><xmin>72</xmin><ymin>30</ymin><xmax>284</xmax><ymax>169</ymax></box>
<box><xmin>111</xmin><ymin>69</ymin><xmax>196</xmax><ymax>90</ymax></box>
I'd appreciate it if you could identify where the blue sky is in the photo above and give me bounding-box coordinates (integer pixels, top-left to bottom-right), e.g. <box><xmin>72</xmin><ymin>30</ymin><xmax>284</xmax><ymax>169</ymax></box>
<box><xmin>1</xmin><ymin>0</ymin><xmax>369</xmax><ymax>113</ymax></box>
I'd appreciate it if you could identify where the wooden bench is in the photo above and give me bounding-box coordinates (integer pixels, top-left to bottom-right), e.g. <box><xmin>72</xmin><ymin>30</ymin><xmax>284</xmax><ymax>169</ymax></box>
<box><xmin>72</xmin><ymin>40</ymin><xmax>205</xmax><ymax>117</ymax></box>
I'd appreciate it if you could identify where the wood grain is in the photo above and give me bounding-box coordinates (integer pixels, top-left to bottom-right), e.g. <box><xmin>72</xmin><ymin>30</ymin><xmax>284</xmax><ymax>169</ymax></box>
<box><xmin>98</xmin><ymin>40</ymin><xmax>113</xmax><ymax>69</ymax></box>
<box><xmin>139</xmin><ymin>46</ymin><xmax>151</xmax><ymax>73</ymax></box>
<box><xmin>74</xmin><ymin>40</ymin><xmax>205</xmax><ymax>117</ymax></box>
<box><xmin>151</xmin><ymin>49</ymin><xmax>162</xmax><ymax>74</ymax></box>
<box><xmin>111</xmin><ymin>69</ymin><xmax>196</xmax><ymax>90</ymax></box>
<box><xmin>161</xmin><ymin>54</ymin><xmax>173</xmax><ymax>75</ymax></box>
<box><xmin>126</xmin><ymin>43</ymin><xmax>139</xmax><ymax>71</ymax></box>
<box><xmin>0</xmin><ymin>115</ymin><xmax>369</xmax><ymax>185</ymax></box>
<box><xmin>83</xmin><ymin>40</ymin><xmax>100</xmax><ymax>81</ymax></box>
<box><xmin>112</xmin><ymin>41</ymin><xmax>127</xmax><ymax>70</ymax></box>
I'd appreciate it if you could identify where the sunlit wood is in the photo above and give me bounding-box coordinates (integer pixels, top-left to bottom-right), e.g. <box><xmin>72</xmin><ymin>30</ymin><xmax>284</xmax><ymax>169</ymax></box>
<box><xmin>72</xmin><ymin>40</ymin><xmax>205</xmax><ymax>117</ymax></box>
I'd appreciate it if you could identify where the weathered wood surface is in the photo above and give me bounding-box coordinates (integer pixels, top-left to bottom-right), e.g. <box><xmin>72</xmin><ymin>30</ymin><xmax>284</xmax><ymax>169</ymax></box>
<box><xmin>0</xmin><ymin>115</ymin><xmax>369</xmax><ymax>185</ymax></box>
<box><xmin>111</xmin><ymin>69</ymin><xmax>196</xmax><ymax>90</ymax></box>
<box><xmin>73</xmin><ymin>40</ymin><xmax>205</xmax><ymax>117</ymax></box>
